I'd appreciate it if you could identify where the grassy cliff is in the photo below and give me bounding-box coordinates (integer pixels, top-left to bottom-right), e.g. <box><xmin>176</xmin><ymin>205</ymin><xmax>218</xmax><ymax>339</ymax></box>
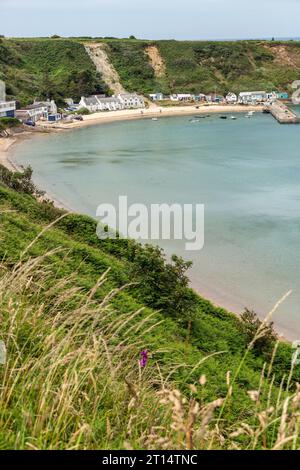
<box><xmin>0</xmin><ymin>166</ymin><xmax>299</xmax><ymax>450</ymax></box>
<box><xmin>0</xmin><ymin>38</ymin><xmax>109</xmax><ymax>106</ymax></box>
<box><xmin>104</xmin><ymin>39</ymin><xmax>300</xmax><ymax>95</ymax></box>
<box><xmin>1</xmin><ymin>37</ymin><xmax>300</xmax><ymax>106</ymax></box>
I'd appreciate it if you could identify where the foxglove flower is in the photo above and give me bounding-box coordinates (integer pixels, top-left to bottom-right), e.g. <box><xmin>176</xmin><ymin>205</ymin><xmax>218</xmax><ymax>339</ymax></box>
<box><xmin>139</xmin><ymin>349</ymin><xmax>148</xmax><ymax>368</ymax></box>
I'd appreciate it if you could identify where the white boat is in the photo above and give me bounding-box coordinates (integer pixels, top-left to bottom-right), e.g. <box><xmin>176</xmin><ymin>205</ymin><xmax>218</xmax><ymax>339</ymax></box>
<box><xmin>230</xmin><ymin>116</ymin><xmax>237</xmax><ymax>120</ymax></box>
<box><xmin>247</xmin><ymin>111</ymin><xmax>255</xmax><ymax>117</ymax></box>
<box><xmin>152</xmin><ymin>117</ymin><xmax>158</xmax><ymax>121</ymax></box>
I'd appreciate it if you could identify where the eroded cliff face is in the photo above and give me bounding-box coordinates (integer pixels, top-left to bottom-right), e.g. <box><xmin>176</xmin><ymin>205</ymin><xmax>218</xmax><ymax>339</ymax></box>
<box><xmin>84</xmin><ymin>43</ymin><xmax>126</xmax><ymax>95</ymax></box>
<box><xmin>145</xmin><ymin>45</ymin><xmax>166</xmax><ymax>78</ymax></box>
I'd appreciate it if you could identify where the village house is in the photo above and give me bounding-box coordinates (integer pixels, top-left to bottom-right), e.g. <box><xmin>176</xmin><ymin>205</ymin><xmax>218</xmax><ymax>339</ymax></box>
<box><xmin>48</xmin><ymin>112</ymin><xmax>62</xmax><ymax>122</ymax></box>
<box><xmin>206</xmin><ymin>94</ymin><xmax>225</xmax><ymax>103</ymax></box>
<box><xmin>33</xmin><ymin>99</ymin><xmax>57</xmax><ymax>115</ymax></box>
<box><xmin>266</xmin><ymin>92</ymin><xmax>277</xmax><ymax>102</ymax></box>
<box><xmin>0</xmin><ymin>99</ymin><xmax>16</xmax><ymax>118</ymax></box>
<box><xmin>170</xmin><ymin>93</ymin><xmax>194</xmax><ymax>102</ymax></box>
<box><xmin>16</xmin><ymin>103</ymin><xmax>48</xmax><ymax>123</ymax></box>
<box><xmin>226</xmin><ymin>92</ymin><xmax>238</xmax><ymax>104</ymax></box>
<box><xmin>194</xmin><ymin>93</ymin><xmax>206</xmax><ymax>102</ymax></box>
<box><xmin>97</xmin><ymin>97</ymin><xmax>125</xmax><ymax>111</ymax></box>
<box><xmin>0</xmin><ymin>80</ymin><xmax>16</xmax><ymax>118</ymax></box>
<box><xmin>117</xmin><ymin>93</ymin><xmax>145</xmax><ymax>109</ymax></box>
<box><xmin>79</xmin><ymin>95</ymin><xmax>125</xmax><ymax>112</ymax></box>
<box><xmin>79</xmin><ymin>94</ymin><xmax>144</xmax><ymax>113</ymax></box>
<box><xmin>149</xmin><ymin>92</ymin><xmax>165</xmax><ymax>101</ymax></box>
<box><xmin>275</xmin><ymin>91</ymin><xmax>289</xmax><ymax>100</ymax></box>
<box><xmin>79</xmin><ymin>96</ymin><xmax>101</xmax><ymax>113</ymax></box>
<box><xmin>238</xmin><ymin>91</ymin><xmax>267</xmax><ymax>104</ymax></box>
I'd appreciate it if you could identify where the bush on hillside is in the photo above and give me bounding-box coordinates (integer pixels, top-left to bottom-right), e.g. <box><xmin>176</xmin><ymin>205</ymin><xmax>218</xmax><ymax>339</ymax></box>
<box><xmin>0</xmin><ymin>164</ymin><xmax>44</xmax><ymax>197</ymax></box>
<box><xmin>0</xmin><ymin>117</ymin><xmax>20</xmax><ymax>131</ymax></box>
<box><xmin>238</xmin><ymin>308</ymin><xmax>277</xmax><ymax>357</ymax></box>
<box><xmin>76</xmin><ymin>107</ymin><xmax>90</xmax><ymax>115</ymax></box>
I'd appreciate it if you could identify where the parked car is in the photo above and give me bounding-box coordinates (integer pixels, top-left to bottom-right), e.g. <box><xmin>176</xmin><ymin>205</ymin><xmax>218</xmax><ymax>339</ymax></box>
<box><xmin>24</xmin><ymin>120</ymin><xmax>35</xmax><ymax>127</ymax></box>
<box><xmin>74</xmin><ymin>115</ymin><xmax>83</xmax><ymax>121</ymax></box>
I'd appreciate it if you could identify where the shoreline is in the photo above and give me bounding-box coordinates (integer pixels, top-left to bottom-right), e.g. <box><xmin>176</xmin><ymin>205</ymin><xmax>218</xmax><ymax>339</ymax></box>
<box><xmin>39</xmin><ymin>103</ymin><xmax>264</xmax><ymax>130</ymax></box>
<box><xmin>1</xmin><ymin>105</ymin><xmax>291</xmax><ymax>342</ymax></box>
<box><xmin>0</xmin><ymin>129</ymin><xmax>75</xmax><ymax>211</ymax></box>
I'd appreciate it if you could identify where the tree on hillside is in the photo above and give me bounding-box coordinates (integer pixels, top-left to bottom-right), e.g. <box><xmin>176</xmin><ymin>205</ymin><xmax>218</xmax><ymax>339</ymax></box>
<box><xmin>238</xmin><ymin>308</ymin><xmax>277</xmax><ymax>357</ymax></box>
<box><xmin>130</xmin><ymin>245</ymin><xmax>197</xmax><ymax>324</ymax></box>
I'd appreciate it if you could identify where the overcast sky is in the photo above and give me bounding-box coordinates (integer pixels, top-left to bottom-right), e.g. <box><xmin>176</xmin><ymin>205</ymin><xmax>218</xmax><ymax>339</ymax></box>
<box><xmin>0</xmin><ymin>0</ymin><xmax>299</xmax><ymax>40</ymax></box>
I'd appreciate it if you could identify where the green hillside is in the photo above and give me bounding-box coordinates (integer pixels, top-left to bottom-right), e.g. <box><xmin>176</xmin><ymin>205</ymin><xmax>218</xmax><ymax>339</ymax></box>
<box><xmin>154</xmin><ymin>40</ymin><xmax>300</xmax><ymax>94</ymax></box>
<box><xmin>0</xmin><ymin>38</ymin><xmax>108</xmax><ymax>106</ymax></box>
<box><xmin>104</xmin><ymin>39</ymin><xmax>300</xmax><ymax>95</ymax></box>
<box><xmin>1</xmin><ymin>37</ymin><xmax>300</xmax><ymax>106</ymax></box>
<box><xmin>0</xmin><ymin>165</ymin><xmax>299</xmax><ymax>450</ymax></box>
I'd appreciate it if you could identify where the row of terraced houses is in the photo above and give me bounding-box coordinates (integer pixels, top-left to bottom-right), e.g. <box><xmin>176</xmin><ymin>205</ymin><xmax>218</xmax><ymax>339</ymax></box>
<box><xmin>149</xmin><ymin>91</ymin><xmax>289</xmax><ymax>104</ymax></box>
<box><xmin>78</xmin><ymin>93</ymin><xmax>145</xmax><ymax>113</ymax></box>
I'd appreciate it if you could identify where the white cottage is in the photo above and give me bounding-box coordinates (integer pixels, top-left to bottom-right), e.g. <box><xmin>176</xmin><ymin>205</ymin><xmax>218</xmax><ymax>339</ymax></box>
<box><xmin>117</xmin><ymin>93</ymin><xmax>145</xmax><ymax>109</ymax></box>
<box><xmin>97</xmin><ymin>97</ymin><xmax>125</xmax><ymax>111</ymax></box>
<box><xmin>238</xmin><ymin>91</ymin><xmax>267</xmax><ymax>104</ymax></box>
<box><xmin>16</xmin><ymin>104</ymin><xmax>48</xmax><ymax>123</ymax></box>
<box><xmin>79</xmin><ymin>96</ymin><xmax>101</xmax><ymax>113</ymax></box>
<box><xmin>149</xmin><ymin>92</ymin><xmax>165</xmax><ymax>101</ymax></box>
<box><xmin>34</xmin><ymin>99</ymin><xmax>57</xmax><ymax>115</ymax></box>
<box><xmin>0</xmin><ymin>100</ymin><xmax>16</xmax><ymax>118</ymax></box>
<box><xmin>0</xmin><ymin>80</ymin><xmax>16</xmax><ymax>118</ymax></box>
<box><xmin>170</xmin><ymin>93</ymin><xmax>194</xmax><ymax>102</ymax></box>
<box><xmin>225</xmin><ymin>92</ymin><xmax>237</xmax><ymax>104</ymax></box>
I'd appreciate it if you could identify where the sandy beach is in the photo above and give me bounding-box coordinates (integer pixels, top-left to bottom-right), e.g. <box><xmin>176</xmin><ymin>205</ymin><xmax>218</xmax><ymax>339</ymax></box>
<box><xmin>0</xmin><ymin>136</ymin><xmax>19</xmax><ymax>171</ymax></box>
<box><xmin>40</xmin><ymin>103</ymin><xmax>264</xmax><ymax>130</ymax></box>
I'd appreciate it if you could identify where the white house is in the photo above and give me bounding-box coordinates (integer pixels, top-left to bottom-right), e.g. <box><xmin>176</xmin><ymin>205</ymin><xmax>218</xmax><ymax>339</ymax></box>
<box><xmin>79</xmin><ymin>93</ymin><xmax>145</xmax><ymax>112</ymax></box>
<box><xmin>97</xmin><ymin>97</ymin><xmax>125</xmax><ymax>111</ymax></box>
<box><xmin>0</xmin><ymin>100</ymin><xmax>16</xmax><ymax>118</ymax></box>
<box><xmin>79</xmin><ymin>95</ymin><xmax>126</xmax><ymax>112</ymax></box>
<box><xmin>149</xmin><ymin>92</ymin><xmax>165</xmax><ymax>101</ymax></box>
<box><xmin>34</xmin><ymin>99</ymin><xmax>57</xmax><ymax>115</ymax></box>
<box><xmin>170</xmin><ymin>93</ymin><xmax>194</xmax><ymax>102</ymax></box>
<box><xmin>16</xmin><ymin>104</ymin><xmax>48</xmax><ymax>123</ymax></box>
<box><xmin>266</xmin><ymin>92</ymin><xmax>277</xmax><ymax>102</ymax></box>
<box><xmin>117</xmin><ymin>93</ymin><xmax>145</xmax><ymax>109</ymax></box>
<box><xmin>79</xmin><ymin>96</ymin><xmax>101</xmax><ymax>113</ymax></box>
<box><xmin>0</xmin><ymin>80</ymin><xmax>16</xmax><ymax>118</ymax></box>
<box><xmin>238</xmin><ymin>91</ymin><xmax>267</xmax><ymax>104</ymax></box>
<box><xmin>226</xmin><ymin>92</ymin><xmax>238</xmax><ymax>104</ymax></box>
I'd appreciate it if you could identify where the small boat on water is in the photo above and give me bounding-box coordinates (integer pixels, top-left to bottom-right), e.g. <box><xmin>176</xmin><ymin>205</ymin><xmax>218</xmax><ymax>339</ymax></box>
<box><xmin>152</xmin><ymin>118</ymin><xmax>158</xmax><ymax>121</ymax></box>
<box><xmin>190</xmin><ymin>119</ymin><xmax>201</xmax><ymax>123</ymax></box>
<box><xmin>220</xmin><ymin>116</ymin><xmax>228</xmax><ymax>120</ymax></box>
<box><xmin>230</xmin><ymin>116</ymin><xmax>237</xmax><ymax>120</ymax></box>
<box><xmin>246</xmin><ymin>111</ymin><xmax>255</xmax><ymax>118</ymax></box>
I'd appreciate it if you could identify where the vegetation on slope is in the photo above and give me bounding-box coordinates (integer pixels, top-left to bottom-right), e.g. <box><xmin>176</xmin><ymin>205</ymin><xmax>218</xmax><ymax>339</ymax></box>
<box><xmin>1</xmin><ymin>37</ymin><xmax>300</xmax><ymax>104</ymax></box>
<box><xmin>104</xmin><ymin>39</ymin><xmax>300</xmax><ymax>95</ymax></box>
<box><xmin>0</xmin><ymin>166</ymin><xmax>299</xmax><ymax>449</ymax></box>
<box><xmin>0</xmin><ymin>117</ymin><xmax>21</xmax><ymax>132</ymax></box>
<box><xmin>105</xmin><ymin>41</ymin><xmax>160</xmax><ymax>94</ymax></box>
<box><xmin>0</xmin><ymin>38</ymin><xmax>109</xmax><ymax>106</ymax></box>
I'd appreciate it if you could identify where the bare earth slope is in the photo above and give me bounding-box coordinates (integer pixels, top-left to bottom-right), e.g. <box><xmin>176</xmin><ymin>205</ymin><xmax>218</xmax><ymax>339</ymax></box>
<box><xmin>145</xmin><ymin>45</ymin><xmax>166</xmax><ymax>78</ymax></box>
<box><xmin>84</xmin><ymin>43</ymin><xmax>126</xmax><ymax>95</ymax></box>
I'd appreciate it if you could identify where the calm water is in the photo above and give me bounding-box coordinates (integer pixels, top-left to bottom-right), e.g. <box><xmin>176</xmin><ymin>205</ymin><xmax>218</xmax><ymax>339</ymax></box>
<box><xmin>13</xmin><ymin>112</ymin><xmax>300</xmax><ymax>339</ymax></box>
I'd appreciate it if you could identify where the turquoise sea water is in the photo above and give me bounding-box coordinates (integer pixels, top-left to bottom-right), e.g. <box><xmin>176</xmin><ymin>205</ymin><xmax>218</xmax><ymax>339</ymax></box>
<box><xmin>13</xmin><ymin>112</ymin><xmax>300</xmax><ymax>339</ymax></box>
<box><xmin>291</xmin><ymin>105</ymin><xmax>300</xmax><ymax>116</ymax></box>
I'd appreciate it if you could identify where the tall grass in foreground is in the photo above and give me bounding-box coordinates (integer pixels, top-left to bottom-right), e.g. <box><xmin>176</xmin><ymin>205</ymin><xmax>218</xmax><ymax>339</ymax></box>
<box><xmin>0</xmin><ymin>249</ymin><xmax>299</xmax><ymax>450</ymax></box>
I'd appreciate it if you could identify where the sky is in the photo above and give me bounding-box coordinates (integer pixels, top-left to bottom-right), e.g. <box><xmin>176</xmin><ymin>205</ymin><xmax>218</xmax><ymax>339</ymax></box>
<box><xmin>0</xmin><ymin>0</ymin><xmax>299</xmax><ymax>40</ymax></box>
